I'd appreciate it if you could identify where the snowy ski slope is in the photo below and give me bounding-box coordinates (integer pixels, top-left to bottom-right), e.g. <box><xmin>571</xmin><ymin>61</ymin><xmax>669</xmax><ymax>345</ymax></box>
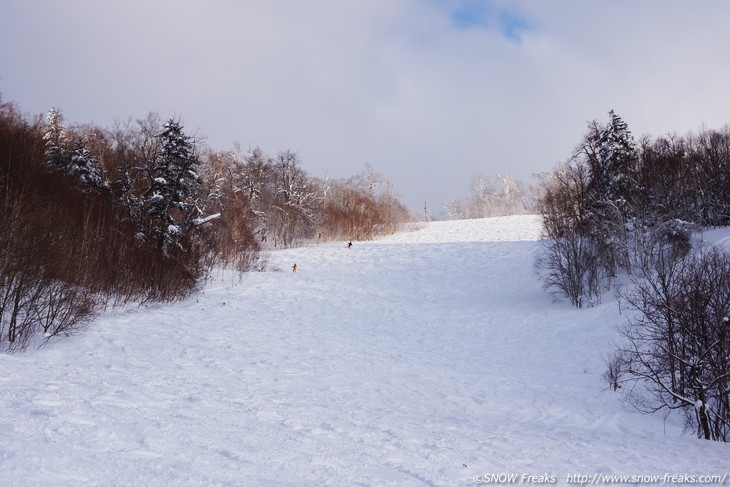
<box><xmin>0</xmin><ymin>215</ymin><xmax>727</xmax><ymax>486</ymax></box>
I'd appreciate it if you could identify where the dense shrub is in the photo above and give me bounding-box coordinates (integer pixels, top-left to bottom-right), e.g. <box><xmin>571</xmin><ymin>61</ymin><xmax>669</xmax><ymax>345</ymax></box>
<box><xmin>319</xmin><ymin>167</ymin><xmax>409</xmax><ymax>241</ymax></box>
<box><xmin>537</xmin><ymin>111</ymin><xmax>730</xmax><ymax>307</ymax></box>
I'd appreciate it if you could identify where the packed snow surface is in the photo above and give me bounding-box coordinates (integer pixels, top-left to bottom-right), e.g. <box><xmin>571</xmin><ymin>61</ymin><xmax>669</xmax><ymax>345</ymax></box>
<box><xmin>1</xmin><ymin>215</ymin><xmax>727</xmax><ymax>486</ymax></box>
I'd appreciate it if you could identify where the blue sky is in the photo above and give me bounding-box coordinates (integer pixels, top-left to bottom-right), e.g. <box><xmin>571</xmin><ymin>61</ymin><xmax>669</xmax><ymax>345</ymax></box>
<box><xmin>446</xmin><ymin>0</ymin><xmax>531</xmax><ymax>40</ymax></box>
<box><xmin>2</xmin><ymin>0</ymin><xmax>730</xmax><ymax>213</ymax></box>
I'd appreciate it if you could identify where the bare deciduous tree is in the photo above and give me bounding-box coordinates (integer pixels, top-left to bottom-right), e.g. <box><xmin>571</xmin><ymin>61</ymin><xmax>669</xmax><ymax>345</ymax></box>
<box><xmin>616</xmin><ymin>246</ymin><xmax>730</xmax><ymax>441</ymax></box>
<box><xmin>535</xmin><ymin>161</ymin><xmax>602</xmax><ymax>307</ymax></box>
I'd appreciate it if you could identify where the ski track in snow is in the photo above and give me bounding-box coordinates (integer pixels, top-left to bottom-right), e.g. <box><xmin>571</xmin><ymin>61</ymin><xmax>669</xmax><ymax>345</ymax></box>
<box><xmin>0</xmin><ymin>215</ymin><xmax>727</xmax><ymax>486</ymax></box>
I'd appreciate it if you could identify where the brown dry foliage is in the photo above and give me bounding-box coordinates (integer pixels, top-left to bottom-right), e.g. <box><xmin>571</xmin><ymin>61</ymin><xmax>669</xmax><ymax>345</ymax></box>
<box><xmin>319</xmin><ymin>178</ymin><xmax>409</xmax><ymax>242</ymax></box>
<box><xmin>0</xmin><ymin>99</ymin><xmax>204</xmax><ymax>350</ymax></box>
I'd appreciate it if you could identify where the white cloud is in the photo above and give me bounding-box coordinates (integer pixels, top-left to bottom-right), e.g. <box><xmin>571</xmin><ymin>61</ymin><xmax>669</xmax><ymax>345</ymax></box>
<box><xmin>2</xmin><ymin>0</ymin><xmax>730</xmax><ymax>211</ymax></box>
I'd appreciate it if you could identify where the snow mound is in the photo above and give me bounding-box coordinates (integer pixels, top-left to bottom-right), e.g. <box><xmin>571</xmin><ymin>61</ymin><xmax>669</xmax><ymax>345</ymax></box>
<box><xmin>377</xmin><ymin>214</ymin><xmax>542</xmax><ymax>244</ymax></box>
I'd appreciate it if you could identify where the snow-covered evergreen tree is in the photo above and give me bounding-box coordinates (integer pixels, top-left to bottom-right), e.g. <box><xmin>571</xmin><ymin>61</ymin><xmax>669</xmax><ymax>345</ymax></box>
<box><xmin>43</xmin><ymin>108</ymin><xmax>109</xmax><ymax>192</ymax></box>
<box><xmin>68</xmin><ymin>136</ymin><xmax>108</xmax><ymax>191</ymax></box>
<box><xmin>43</xmin><ymin>107</ymin><xmax>67</xmax><ymax>167</ymax></box>
<box><xmin>586</xmin><ymin>110</ymin><xmax>637</xmax><ymax>222</ymax></box>
<box><xmin>581</xmin><ymin>111</ymin><xmax>638</xmax><ymax>278</ymax></box>
<box><xmin>143</xmin><ymin>119</ymin><xmax>202</xmax><ymax>253</ymax></box>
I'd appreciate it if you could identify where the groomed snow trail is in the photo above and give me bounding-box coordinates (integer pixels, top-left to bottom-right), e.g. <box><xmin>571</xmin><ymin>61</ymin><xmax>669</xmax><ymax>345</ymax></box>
<box><xmin>0</xmin><ymin>215</ymin><xmax>727</xmax><ymax>486</ymax></box>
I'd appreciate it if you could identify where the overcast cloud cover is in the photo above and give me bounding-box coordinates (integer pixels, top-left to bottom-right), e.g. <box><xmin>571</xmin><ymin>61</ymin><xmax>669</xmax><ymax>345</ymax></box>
<box><xmin>2</xmin><ymin>0</ymin><xmax>730</xmax><ymax>212</ymax></box>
